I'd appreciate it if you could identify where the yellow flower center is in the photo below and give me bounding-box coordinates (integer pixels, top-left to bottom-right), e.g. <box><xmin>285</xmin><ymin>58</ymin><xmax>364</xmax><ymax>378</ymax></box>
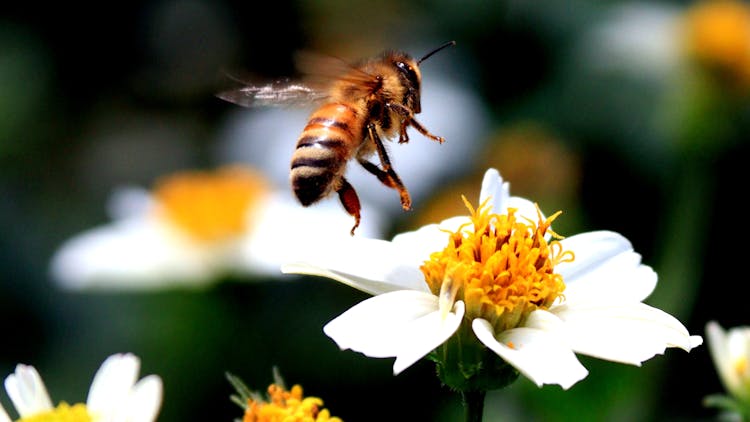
<box><xmin>153</xmin><ymin>166</ymin><xmax>270</xmax><ymax>243</ymax></box>
<box><xmin>420</xmin><ymin>197</ymin><xmax>573</xmax><ymax>333</ymax></box>
<box><xmin>243</xmin><ymin>384</ymin><xmax>342</xmax><ymax>422</ymax></box>
<box><xmin>683</xmin><ymin>0</ymin><xmax>750</xmax><ymax>88</ymax></box>
<box><xmin>17</xmin><ymin>402</ymin><xmax>92</xmax><ymax>422</ymax></box>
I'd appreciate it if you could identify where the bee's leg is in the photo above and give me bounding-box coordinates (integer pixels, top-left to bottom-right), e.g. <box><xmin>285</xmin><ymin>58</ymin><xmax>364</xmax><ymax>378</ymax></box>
<box><xmin>398</xmin><ymin>122</ymin><xmax>410</xmax><ymax>144</ymax></box>
<box><xmin>408</xmin><ymin>117</ymin><xmax>445</xmax><ymax>144</ymax></box>
<box><xmin>359</xmin><ymin>159</ymin><xmax>412</xmax><ymax>211</ymax></box>
<box><xmin>361</xmin><ymin>124</ymin><xmax>412</xmax><ymax>211</ymax></box>
<box><xmin>387</xmin><ymin>103</ymin><xmax>445</xmax><ymax>144</ymax></box>
<box><xmin>337</xmin><ymin>177</ymin><xmax>361</xmax><ymax>236</ymax></box>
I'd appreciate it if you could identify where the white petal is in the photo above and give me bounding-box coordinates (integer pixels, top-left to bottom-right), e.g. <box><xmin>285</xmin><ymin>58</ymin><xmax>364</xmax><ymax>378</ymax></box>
<box><xmin>557</xmin><ymin>231</ymin><xmax>656</xmax><ymax>303</ymax></box>
<box><xmin>3</xmin><ymin>365</ymin><xmax>53</xmax><ymax>417</ymax></box>
<box><xmin>281</xmin><ymin>236</ymin><xmax>429</xmax><ymax>295</ymax></box>
<box><xmin>393</xmin><ymin>301</ymin><xmax>465</xmax><ymax>375</ymax></box>
<box><xmin>472</xmin><ymin>319</ymin><xmax>588</xmax><ymax>390</ymax></box>
<box><xmin>49</xmin><ymin>217</ymin><xmax>218</xmax><ymax>290</ymax></box>
<box><xmin>391</xmin><ymin>221</ymin><xmax>455</xmax><ymax>264</ymax></box>
<box><xmin>479</xmin><ymin>168</ymin><xmax>509</xmax><ymax>213</ymax></box>
<box><xmin>506</xmin><ymin>197</ymin><xmax>543</xmax><ymax>222</ymax></box>
<box><xmin>323</xmin><ymin>291</ymin><xmax>441</xmax><ymax>357</ymax></box>
<box><xmin>436</xmin><ymin>216</ymin><xmax>473</xmax><ymax>233</ymax></box>
<box><xmin>551</xmin><ymin>302</ymin><xmax>702</xmax><ymax>365</ymax></box>
<box><xmin>557</xmin><ymin>231</ymin><xmax>633</xmax><ymax>278</ymax></box>
<box><xmin>241</xmin><ymin>193</ymin><xmax>385</xmax><ymax>276</ymax></box>
<box><xmin>125</xmin><ymin>375</ymin><xmax>163</xmax><ymax>422</ymax></box>
<box><xmin>87</xmin><ymin>354</ymin><xmax>140</xmax><ymax>418</ymax></box>
<box><xmin>0</xmin><ymin>403</ymin><xmax>11</xmax><ymax>422</ymax></box>
<box><xmin>706</xmin><ymin>321</ymin><xmax>738</xmax><ymax>394</ymax></box>
<box><xmin>477</xmin><ymin>168</ymin><xmax>540</xmax><ymax>221</ymax></box>
<box><xmin>323</xmin><ymin>291</ymin><xmax>463</xmax><ymax>374</ymax></box>
<box><xmin>524</xmin><ymin>308</ymin><xmax>568</xmax><ymax>332</ymax></box>
<box><xmin>725</xmin><ymin>326</ymin><xmax>750</xmax><ymax>368</ymax></box>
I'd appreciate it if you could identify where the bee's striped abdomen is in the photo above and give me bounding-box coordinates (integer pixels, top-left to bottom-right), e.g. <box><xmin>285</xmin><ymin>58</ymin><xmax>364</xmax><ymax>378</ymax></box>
<box><xmin>291</xmin><ymin>103</ymin><xmax>361</xmax><ymax>206</ymax></box>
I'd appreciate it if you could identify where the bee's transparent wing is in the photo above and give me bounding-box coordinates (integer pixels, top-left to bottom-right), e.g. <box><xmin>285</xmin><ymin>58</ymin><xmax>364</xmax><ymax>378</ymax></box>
<box><xmin>217</xmin><ymin>50</ymin><xmax>380</xmax><ymax>108</ymax></box>
<box><xmin>295</xmin><ymin>51</ymin><xmax>380</xmax><ymax>96</ymax></box>
<box><xmin>216</xmin><ymin>79</ymin><xmax>330</xmax><ymax>108</ymax></box>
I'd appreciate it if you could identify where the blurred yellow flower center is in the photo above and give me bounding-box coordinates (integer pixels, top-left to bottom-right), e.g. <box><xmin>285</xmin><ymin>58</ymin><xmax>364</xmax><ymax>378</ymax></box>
<box><xmin>734</xmin><ymin>356</ymin><xmax>748</xmax><ymax>377</ymax></box>
<box><xmin>153</xmin><ymin>166</ymin><xmax>270</xmax><ymax>243</ymax></box>
<box><xmin>17</xmin><ymin>402</ymin><xmax>92</xmax><ymax>422</ymax></box>
<box><xmin>683</xmin><ymin>0</ymin><xmax>750</xmax><ymax>87</ymax></box>
<box><xmin>420</xmin><ymin>197</ymin><xmax>572</xmax><ymax>333</ymax></box>
<box><xmin>243</xmin><ymin>384</ymin><xmax>342</xmax><ymax>422</ymax></box>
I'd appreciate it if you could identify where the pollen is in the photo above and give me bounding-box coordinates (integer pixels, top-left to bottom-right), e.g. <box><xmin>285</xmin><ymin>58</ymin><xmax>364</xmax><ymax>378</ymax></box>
<box><xmin>153</xmin><ymin>166</ymin><xmax>270</xmax><ymax>243</ymax></box>
<box><xmin>243</xmin><ymin>383</ymin><xmax>342</xmax><ymax>422</ymax></box>
<box><xmin>17</xmin><ymin>402</ymin><xmax>92</xmax><ymax>422</ymax></box>
<box><xmin>420</xmin><ymin>197</ymin><xmax>573</xmax><ymax>333</ymax></box>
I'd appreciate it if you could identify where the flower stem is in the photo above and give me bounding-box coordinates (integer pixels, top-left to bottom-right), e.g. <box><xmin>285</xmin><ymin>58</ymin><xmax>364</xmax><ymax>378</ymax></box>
<box><xmin>461</xmin><ymin>390</ymin><xmax>486</xmax><ymax>422</ymax></box>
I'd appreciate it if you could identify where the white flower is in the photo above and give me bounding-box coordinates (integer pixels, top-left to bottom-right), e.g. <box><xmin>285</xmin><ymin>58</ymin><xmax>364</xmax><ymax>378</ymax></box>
<box><xmin>706</xmin><ymin>321</ymin><xmax>750</xmax><ymax>402</ymax></box>
<box><xmin>0</xmin><ymin>353</ymin><xmax>162</xmax><ymax>422</ymax></box>
<box><xmin>282</xmin><ymin>168</ymin><xmax>703</xmax><ymax>389</ymax></box>
<box><xmin>50</xmin><ymin>165</ymin><xmax>383</xmax><ymax>290</ymax></box>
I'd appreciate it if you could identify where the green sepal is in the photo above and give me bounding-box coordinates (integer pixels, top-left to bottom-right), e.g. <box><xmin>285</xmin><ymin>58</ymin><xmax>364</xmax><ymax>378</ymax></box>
<box><xmin>429</xmin><ymin>318</ymin><xmax>519</xmax><ymax>392</ymax></box>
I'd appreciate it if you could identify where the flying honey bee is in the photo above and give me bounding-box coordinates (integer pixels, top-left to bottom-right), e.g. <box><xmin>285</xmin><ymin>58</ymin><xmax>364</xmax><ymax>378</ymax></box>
<box><xmin>217</xmin><ymin>41</ymin><xmax>456</xmax><ymax>235</ymax></box>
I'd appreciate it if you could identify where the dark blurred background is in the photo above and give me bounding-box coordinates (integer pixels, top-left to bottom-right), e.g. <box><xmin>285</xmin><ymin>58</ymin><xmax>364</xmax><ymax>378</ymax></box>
<box><xmin>1</xmin><ymin>0</ymin><xmax>746</xmax><ymax>420</ymax></box>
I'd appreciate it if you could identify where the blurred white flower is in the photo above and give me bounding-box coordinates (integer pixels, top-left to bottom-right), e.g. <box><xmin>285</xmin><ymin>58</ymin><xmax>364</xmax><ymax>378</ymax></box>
<box><xmin>567</xmin><ymin>0</ymin><xmax>750</xmax><ymax>166</ymax></box>
<box><xmin>0</xmin><ymin>353</ymin><xmax>162</xmax><ymax>422</ymax></box>
<box><xmin>579</xmin><ymin>2</ymin><xmax>683</xmax><ymax>81</ymax></box>
<box><xmin>579</xmin><ymin>0</ymin><xmax>750</xmax><ymax>96</ymax></box>
<box><xmin>213</xmin><ymin>75</ymin><xmax>489</xmax><ymax>217</ymax></box>
<box><xmin>707</xmin><ymin>321</ymin><xmax>750</xmax><ymax>403</ymax></box>
<box><xmin>282</xmin><ymin>168</ymin><xmax>702</xmax><ymax>389</ymax></box>
<box><xmin>50</xmin><ymin>165</ymin><xmax>383</xmax><ymax>290</ymax></box>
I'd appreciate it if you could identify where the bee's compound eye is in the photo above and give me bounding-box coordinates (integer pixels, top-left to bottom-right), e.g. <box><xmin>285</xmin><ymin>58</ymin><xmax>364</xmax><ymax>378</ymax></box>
<box><xmin>395</xmin><ymin>61</ymin><xmax>419</xmax><ymax>88</ymax></box>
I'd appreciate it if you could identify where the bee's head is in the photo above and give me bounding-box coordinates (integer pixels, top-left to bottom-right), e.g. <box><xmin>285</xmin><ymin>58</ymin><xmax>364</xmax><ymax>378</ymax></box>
<box><xmin>388</xmin><ymin>52</ymin><xmax>423</xmax><ymax>113</ymax></box>
<box><xmin>388</xmin><ymin>41</ymin><xmax>455</xmax><ymax>114</ymax></box>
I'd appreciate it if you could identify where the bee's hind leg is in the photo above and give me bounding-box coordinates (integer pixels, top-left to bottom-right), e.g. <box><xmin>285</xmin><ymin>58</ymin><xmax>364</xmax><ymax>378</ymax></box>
<box><xmin>358</xmin><ymin>159</ymin><xmax>411</xmax><ymax>211</ymax></box>
<box><xmin>337</xmin><ymin>177</ymin><xmax>361</xmax><ymax>236</ymax></box>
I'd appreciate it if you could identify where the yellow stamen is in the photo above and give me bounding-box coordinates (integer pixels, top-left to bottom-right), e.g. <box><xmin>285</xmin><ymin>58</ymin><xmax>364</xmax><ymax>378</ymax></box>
<box><xmin>153</xmin><ymin>166</ymin><xmax>270</xmax><ymax>243</ymax></box>
<box><xmin>243</xmin><ymin>383</ymin><xmax>342</xmax><ymax>422</ymax></box>
<box><xmin>17</xmin><ymin>402</ymin><xmax>92</xmax><ymax>422</ymax></box>
<box><xmin>421</xmin><ymin>196</ymin><xmax>573</xmax><ymax>333</ymax></box>
<box><xmin>683</xmin><ymin>0</ymin><xmax>750</xmax><ymax>88</ymax></box>
<box><xmin>438</xmin><ymin>268</ymin><xmax>460</xmax><ymax>320</ymax></box>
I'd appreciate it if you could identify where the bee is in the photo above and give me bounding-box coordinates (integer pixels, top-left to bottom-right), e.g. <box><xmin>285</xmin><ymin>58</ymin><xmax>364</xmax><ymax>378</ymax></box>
<box><xmin>217</xmin><ymin>40</ymin><xmax>455</xmax><ymax>235</ymax></box>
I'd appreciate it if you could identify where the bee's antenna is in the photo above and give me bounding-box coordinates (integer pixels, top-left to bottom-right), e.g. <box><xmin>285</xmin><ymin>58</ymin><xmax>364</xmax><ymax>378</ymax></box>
<box><xmin>418</xmin><ymin>40</ymin><xmax>456</xmax><ymax>64</ymax></box>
